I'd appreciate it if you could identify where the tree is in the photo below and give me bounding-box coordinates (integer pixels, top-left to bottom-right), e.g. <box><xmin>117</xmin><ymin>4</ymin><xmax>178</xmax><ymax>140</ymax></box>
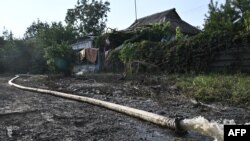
<box><xmin>0</xmin><ymin>38</ymin><xmax>35</xmax><ymax>73</ymax></box>
<box><xmin>231</xmin><ymin>0</ymin><xmax>250</xmax><ymax>31</ymax></box>
<box><xmin>65</xmin><ymin>0</ymin><xmax>110</xmax><ymax>36</ymax></box>
<box><xmin>44</xmin><ymin>42</ymin><xmax>75</xmax><ymax>76</ymax></box>
<box><xmin>204</xmin><ymin>0</ymin><xmax>238</xmax><ymax>32</ymax></box>
<box><xmin>222</xmin><ymin>0</ymin><xmax>241</xmax><ymax>31</ymax></box>
<box><xmin>232</xmin><ymin>0</ymin><xmax>250</xmax><ymax>16</ymax></box>
<box><xmin>24</xmin><ymin>21</ymin><xmax>78</xmax><ymax>75</ymax></box>
<box><xmin>25</xmin><ymin>20</ymin><xmax>77</xmax><ymax>44</ymax></box>
<box><xmin>24</xmin><ymin>19</ymin><xmax>50</xmax><ymax>39</ymax></box>
<box><xmin>36</xmin><ymin>22</ymin><xmax>77</xmax><ymax>47</ymax></box>
<box><xmin>244</xmin><ymin>11</ymin><xmax>250</xmax><ymax>31</ymax></box>
<box><xmin>204</xmin><ymin>0</ymin><xmax>221</xmax><ymax>32</ymax></box>
<box><xmin>204</xmin><ymin>0</ymin><xmax>250</xmax><ymax>33</ymax></box>
<box><xmin>0</xmin><ymin>36</ymin><xmax>4</xmax><ymax>47</ymax></box>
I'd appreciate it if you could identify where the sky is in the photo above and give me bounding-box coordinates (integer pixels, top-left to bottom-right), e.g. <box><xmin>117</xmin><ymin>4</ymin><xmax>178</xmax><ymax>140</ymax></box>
<box><xmin>0</xmin><ymin>0</ymin><xmax>225</xmax><ymax>38</ymax></box>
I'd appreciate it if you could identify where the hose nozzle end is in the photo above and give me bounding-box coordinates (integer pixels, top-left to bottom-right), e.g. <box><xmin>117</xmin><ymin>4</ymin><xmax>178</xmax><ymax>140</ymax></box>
<box><xmin>175</xmin><ymin>117</ymin><xmax>188</xmax><ymax>135</ymax></box>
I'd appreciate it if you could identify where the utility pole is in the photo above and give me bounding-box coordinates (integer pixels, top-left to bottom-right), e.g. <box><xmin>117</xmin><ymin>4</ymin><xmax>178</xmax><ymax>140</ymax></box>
<box><xmin>134</xmin><ymin>0</ymin><xmax>138</xmax><ymax>21</ymax></box>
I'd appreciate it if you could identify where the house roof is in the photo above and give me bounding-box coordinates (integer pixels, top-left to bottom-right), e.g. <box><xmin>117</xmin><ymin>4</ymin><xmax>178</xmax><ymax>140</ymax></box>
<box><xmin>128</xmin><ymin>8</ymin><xmax>200</xmax><ymax>35</ymax></box>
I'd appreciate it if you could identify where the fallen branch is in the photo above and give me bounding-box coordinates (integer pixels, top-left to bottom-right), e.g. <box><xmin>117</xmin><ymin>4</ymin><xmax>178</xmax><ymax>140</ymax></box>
<box><xmin>190</xmin><ymin>99</ymin><xmax>221</xmax><ymax>113</ymax></box>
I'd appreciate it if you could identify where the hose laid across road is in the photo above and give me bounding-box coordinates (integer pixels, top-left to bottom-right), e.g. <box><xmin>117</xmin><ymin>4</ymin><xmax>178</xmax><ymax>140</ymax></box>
<box><xmin>8</xmin><ymin>75</ymin><xmax>185</xmax><ymax>132</ymax></box>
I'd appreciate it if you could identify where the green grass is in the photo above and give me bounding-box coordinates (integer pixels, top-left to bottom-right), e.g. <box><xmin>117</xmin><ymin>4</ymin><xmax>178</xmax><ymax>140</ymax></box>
<box><xmin>175</xmin><ymin>74</ymin><xmax>250</xmax><ymax>107</ymax></box>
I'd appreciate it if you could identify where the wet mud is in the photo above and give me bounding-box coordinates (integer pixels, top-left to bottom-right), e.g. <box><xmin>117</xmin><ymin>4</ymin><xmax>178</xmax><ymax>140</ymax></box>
<box><xmin>0</xmin><ymin>74</ymin><xmax>249</xmax><ymax>140</ymax></box>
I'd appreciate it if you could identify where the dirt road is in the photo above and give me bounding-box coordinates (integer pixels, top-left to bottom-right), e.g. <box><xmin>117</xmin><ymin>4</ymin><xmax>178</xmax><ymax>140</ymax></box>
<box><xmin>0</xmin><ymin>74</ymin><xmax>249</xmax><ymax>141</ymax></box>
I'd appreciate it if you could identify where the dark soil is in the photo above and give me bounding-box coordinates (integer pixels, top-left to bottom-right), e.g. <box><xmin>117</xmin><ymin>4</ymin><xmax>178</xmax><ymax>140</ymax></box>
<box><xmin>1</xmin><ymin>74</ymin><xmax>249</xmax><ymax>141</ymax></box>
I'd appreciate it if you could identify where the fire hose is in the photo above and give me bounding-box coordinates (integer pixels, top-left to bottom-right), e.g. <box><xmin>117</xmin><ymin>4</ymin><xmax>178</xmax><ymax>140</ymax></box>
<box><xmin>8</xmin><ymin>75</ymin><xmax>223</xmax><ymax>141</ymax></box>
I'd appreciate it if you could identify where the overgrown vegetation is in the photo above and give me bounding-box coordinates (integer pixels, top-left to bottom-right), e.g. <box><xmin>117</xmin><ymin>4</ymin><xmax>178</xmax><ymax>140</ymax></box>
<box><xmin>98</xmin><ymin>22</ymin><xmax>176</xmax><ymax>72</ymax></box>
<box><xmin>65</xmin><ymin>0</ymin><xmax>110</xmax><ymax>36</ymax></box>
<box><xmin>176</xmin><ymin>74</ymin><xmax>250</xmax><ymax>106</ymax></box>
<box><xmin>44</xmin><ymin>42</ymin><xmax>75</xmax><ymax>76</ymax></box>
<box><xmin>0</xmin><ymin>0</ymin><xmax>249</xmax><ymax>106</ymax></box>
<box><xmin>105</xmin><ymin>47</ymin><xmax>124</xmax><ymax>72</ymax></box>
<box><xmin>117</xmin><ymin>30</ymin><xmax>250</xmax><ymax>73</ymax></box>
<box><xmin>0</xmin><ymin>31</ymin><xmax>47</xmax><ymax>74</ymax></box>
<box><xmin>102</xmin><ymin>0</ymin><xmax>250</xmax><ymax>74</ymax></box>
<box><xmin>25</xmin><ymin>21</ymin><xmax>77</xmax><ymax>75</ymax></box>
<box><xmin>0</xmin><ymin>0</ymin><xmax>110</xmax><ymax>75</ymax></box>
<box><xmin>204</xmin><ymin>0</ymin><xmax>250</xmax><ymax>33</ymax></box>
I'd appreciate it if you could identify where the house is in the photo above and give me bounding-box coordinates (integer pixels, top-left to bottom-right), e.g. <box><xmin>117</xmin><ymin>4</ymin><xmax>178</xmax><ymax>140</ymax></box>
<box><xmin>70</xmin><ymin>36</ymin><xmax>100</xmax><ymax>73</ymax></box>
<box><xmin>128</xmin><ymin>8</ymin><xmax>200</xmax><ymax>35</ymax></box>
<box><xmin>71</xmin><ymin>37</ymin><xmax>94</xmax><ymax>50</ymax></box>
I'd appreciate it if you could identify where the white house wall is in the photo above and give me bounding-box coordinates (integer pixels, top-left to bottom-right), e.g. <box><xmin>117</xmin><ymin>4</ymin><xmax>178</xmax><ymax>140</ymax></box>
<box><xmin>71</xmin><ymin>40</ymin><xmax>92</xmax><ymax>50</ymax></box>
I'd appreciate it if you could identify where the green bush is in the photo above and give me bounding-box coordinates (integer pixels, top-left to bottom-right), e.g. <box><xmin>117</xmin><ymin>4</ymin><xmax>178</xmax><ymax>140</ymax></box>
<box><xmin>44</xmin><ymin>42</ymin><xmax>75</xmax><ymax>76</ymax></box>
<box><xmin>0</xmin><ymin>39</ymin><xmax>47</xmax><ymax>74</ymax></box>
<box><xmin>119</xmin><ymin>41</ymin><xmax>164</xmax><ymax>73</ymax></box>
<box><xmin>105</xmin><ymin>47</ymin><xmax>124</xmax><ymax>72</ymax></box>
<box><xmin>95</xmin><ymin>22</ymin><xmax>174</xmax><ymax>50</ymax></box>
<box><xmin>125</xmin><ymin>22</ymin><xmax>174</xmax><ymax>43</ymax></box>
<box><xmin>118</xmin><ymin>30</ymin><xmax>248</xmax><ymax>73</ymax></box>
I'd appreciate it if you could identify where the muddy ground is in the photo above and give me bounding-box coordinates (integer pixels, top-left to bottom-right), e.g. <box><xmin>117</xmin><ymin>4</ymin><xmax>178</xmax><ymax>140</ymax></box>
<box><xmin>0</xmin><ymin>74</ymin><xmax>249</xmax><ymax>141</ymax></box>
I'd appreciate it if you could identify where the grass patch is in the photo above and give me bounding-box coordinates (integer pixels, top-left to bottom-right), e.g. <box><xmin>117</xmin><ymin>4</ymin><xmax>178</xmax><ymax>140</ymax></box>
<box><xmin>175</xmin><ymin>74</ymin><xmax>250</xmax><ymax>107</ymax></box>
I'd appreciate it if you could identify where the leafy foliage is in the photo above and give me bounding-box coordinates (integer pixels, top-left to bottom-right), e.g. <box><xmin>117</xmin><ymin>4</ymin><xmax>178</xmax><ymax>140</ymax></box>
<box><xmin>95</xmin><ymin>22</ymin><xmax>173</xmax><ymax>50</ymax></box>
<box><xmin>25</xmin><ymin>21</ymin><xmax>77</xmax><ymax>75</ymax></box>
<box><xmin>118</xmin><ymin>30</ymin><xmax>249</xmax><ymax>73</ymax></box>
<box><xmin>0</xmin><ymin>37</ymin><xmax>47</xmax><ymax>74</ymax></box>
<box><xmin>243</xmin><ymin>10</ymin><xmax>250</xmax><ymax>31</ymax></box>
<box><xmin>0</xmin><ymin>21</ymin><xmax>78</xmax><ymax>75</ymax></box>
<box><xmin>204</xmin><ymin>0</ymin><xmax>250</xmax><ymax>33</ymax></box>
<box><xmin>126</xmin><ymin>22</ymin><xmax>174</xmax><ymax>43</ymax></box>
<box><xmin>204</xmin><ymin>0</ymin><xmax>238</xmax><ymax>32</ymax></box>
<box><xmin>1</xmin><ymin>0</ymin><xmax>110</xmax><ymax>75</ymax></box>
<box><xmin>119</xmin><ymin>41</ymin><xmax>164</xmax><ymax>73</ymax></box>
<box><xmin>25</xmin><ymin>21</ymin><xmax>77</xmax><ymax>47</ymax></box>
<box><xmin>44</xmin><ymin>42</ymin><xmax>75</xmax><ymax>76</ymax></box>
<box><xmin>24</xmin><ymin>19</ymin><xmax>50</xmax><ymax>39</ymax></box>
<box><xmin>175</xmin><ymin>26</ymin><xmax>184</xmax><ymax>40</ymax></box>
<box><xmin>105</xmin><ymin>47</ymin><xmax>125</xmax><ymax>72</ymax></box>
<box><xmin>232</xmin><ymin>0</ymin><xmax>250</xmax><ymax>27</ymax></box>
<box><xmin>65</xmin><ymin>0</ymin><xmax>110</xmax><ymax>36</ymax></box>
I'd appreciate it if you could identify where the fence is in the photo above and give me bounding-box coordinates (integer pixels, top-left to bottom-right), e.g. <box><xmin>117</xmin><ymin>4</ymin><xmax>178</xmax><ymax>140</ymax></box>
<box><xmin>209</xmin><ymin>45</ymin><xmax>250</xmax><ymax>73</ymax></box>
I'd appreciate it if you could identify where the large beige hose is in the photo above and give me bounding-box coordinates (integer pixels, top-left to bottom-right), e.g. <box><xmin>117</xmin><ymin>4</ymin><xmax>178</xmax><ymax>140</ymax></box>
<box><xmin>8</xmin><ymin>75</ymin><xmax>184</xmax><ymax>131</ymax></box>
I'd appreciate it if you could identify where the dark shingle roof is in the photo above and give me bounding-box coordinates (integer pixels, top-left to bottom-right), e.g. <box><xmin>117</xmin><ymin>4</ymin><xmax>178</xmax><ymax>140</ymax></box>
<box><xmin>128</xmin><ymin>8</ymin><xmax>200</xmax><ymax>35</ymax></box>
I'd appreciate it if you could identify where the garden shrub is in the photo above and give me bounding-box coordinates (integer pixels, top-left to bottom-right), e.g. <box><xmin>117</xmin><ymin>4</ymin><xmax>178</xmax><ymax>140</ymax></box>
<box><xmin>105</xmin><ymin>46</ymin><xmax>124</xmax><ymax>72</ymax></box>
<box><xmin>119</xmin><ymin>30</ymin><xmax>249</xmax><ymax>73</ymax></box>
<box><xmin>44</xmin><ymin>42</ymin><xmax>75</xmax><ymax>76</ymax></box>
